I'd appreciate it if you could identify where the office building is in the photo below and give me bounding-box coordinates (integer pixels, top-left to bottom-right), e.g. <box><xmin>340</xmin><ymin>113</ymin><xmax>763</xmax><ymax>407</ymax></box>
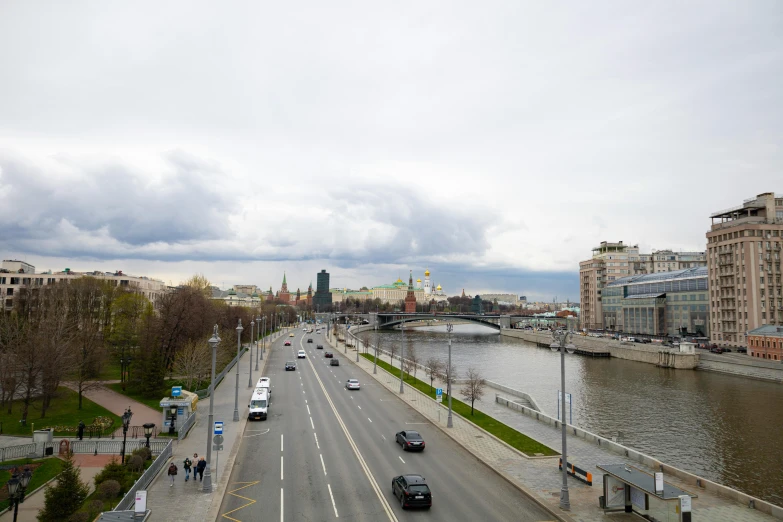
<box><xmin>313</xmin><ymin>269</ymin><xmax>332</xmax><ymax>311</ymax></box>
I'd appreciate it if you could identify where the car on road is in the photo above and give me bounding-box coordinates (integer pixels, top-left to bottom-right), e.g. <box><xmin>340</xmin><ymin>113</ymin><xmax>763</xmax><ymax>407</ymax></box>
<box><xmin>330</xmin><ymin>359</ymin><xmax>340</xmax><ymax>366</ymax></box>
<box><xmin>247</xmin><ymin>389</ymin><xmax>268</xmax><ymax>421</ymax></box>
<box><xmin>284</xmin><ymin>340</ymin><xmax>291</xmax><ymax>346</ymax></box>
<box><xmin>289</xmin><ymin>333</ymin><xmax>295</xmax><ymax>337</ymax></box>
<box><xmin>285</xmin><ymin>361</ymin><xmax>296</xmax><ymax>371</ymax></box>
<box><xmin>345</xmin><ymin>379</ymin><xmax>360</xmax><ymax>390</ymax></box>
<box><xmin>324</xmin><ymin>352</ymin><xmax>333</xmax><ymax>358</ymax></box>
<box><xmin>392</xmin><ymin>474</ymin><xmax>432</xmax><ymax>509</ymax></box>
<box><xmin>710</xmin><ymin>347</ymin><xmax>724</xmax><ymax>354</ymax></box>
<box><xmin>307</xmin><ymin>338</ymin><xmax>313</xmax><ymax>343</ymax></box>
<box><xmin>737</xmin><ymin>347</ymin><xmax>748</xmax><ymax>353</ymax></box>
<box><xmin>317</xmin><ymin>344</ymin><xmax>324</xmax><ymax>349</ymax></box>
<box><xmin>297</xmin><ymin>350</ymin><xmax>306</xmax><ymax>358</ymax></box>
<box><xmin>395</xmin><ymin>430</ymin><xmax>425</xmax><ymax>451</ymax></box>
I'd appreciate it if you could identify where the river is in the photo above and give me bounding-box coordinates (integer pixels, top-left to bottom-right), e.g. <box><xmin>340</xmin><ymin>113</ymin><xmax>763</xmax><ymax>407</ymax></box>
<box><xmin>369</xmin><ymin>323</ymin><xmax>783</xmax><ymax>507</ymax></box>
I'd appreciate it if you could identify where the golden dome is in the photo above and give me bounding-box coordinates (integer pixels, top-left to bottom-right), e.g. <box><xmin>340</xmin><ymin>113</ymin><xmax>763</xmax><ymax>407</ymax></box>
<box><xmin>396</xmin><ymin>277</ymin><xmax>403</xmax><ymax>283</ymax></box>
<box><xmin>424</xmin><ymin>268</ymin><xmax>430</xmax><ymax>276</ymax></box>
<box><xmin>416</xmin><ymin>278</ymin><xmax>422</xmax><ymax>282</ymax></box>
<box><xmin>436</xmin><ymin>284</ymin><xmax>442</xmax><ymax>290</ymax></box>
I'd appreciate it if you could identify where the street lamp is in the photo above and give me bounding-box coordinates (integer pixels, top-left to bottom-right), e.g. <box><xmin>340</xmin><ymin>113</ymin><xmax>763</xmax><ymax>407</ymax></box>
<box><xmin>168</xmin><ymin>405</ymin><xmax>177</xmax><ymax>435</ymax></box>
<box><xmin>6</xmin><ymin>467</ymin><xmax>32</xmax><ymax>522</ymax></box>
<box><xmin>143</xmin><ymin>423</ymin><xmax>155</xmax><ymax>457</ymax></box>
<box><xmin>261</xmin><ymin>316</ymin><xmax>266</xmax><ymax>358</ymax></box>
<box><xmin>248</xmin><ymin>319</ymin><xmax>254</xmax><ymax>388</ymax></box>
<box><xmin>120</xmin><ymin>406</ymin><xmax>133</xmax><ymax>464</ymax></box>
<box><xmin>550</xmin><ymin>329</ymin><xmax>576</xmax><ymax>512</ymax></box>
<box><xmin>373</xmin><ymin>316</ymin><xmax>378</xmax><ymax>374</ymax></box>
<box><xmin>234</xmin><ymin>319</ymin><xmax>243</xmax><ymax>422</ymax></box>
<box><xmin>204</xmin><ymin>325</ymin><xmax>221</xmax><ymax>493</ymax></box>
<box><xmin>399</xmin><ymin>320</ymin><xmax>405</xmax><ymax>394</ymax></box>
<box><xmin>255</xmin><ymin>316</ymin><xmax>261</xmax><ymax>370</ymax></box>
<box><xmin>446</xmin><ymin>323</ymin><xmax>453</xmax><ymax>428</ymax></box>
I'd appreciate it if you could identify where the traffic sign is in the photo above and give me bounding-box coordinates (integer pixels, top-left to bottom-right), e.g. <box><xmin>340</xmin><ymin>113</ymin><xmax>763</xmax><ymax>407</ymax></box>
<box><xmin>213</xmin><ymin>434</ymin><xmax>224</xmax><ymax>445</ymax></box>
<box><xmin>213</xmin><ymin>444</ymin><xmax>223</xmax><ymax>451</ymax></box>
<box><xmin>436</xmin><ymin>388</ymin><xmax>443</xmax><ymax>403</ymax></box>
<box><xmin>171</xmin><ymin>386</ymin><xmax>182</xmax><ymax>397</ymax></box>
<box><xmin>214</xmin><ymin>421</ymin><xmax>223</xmax><ymax>435</ymax></box>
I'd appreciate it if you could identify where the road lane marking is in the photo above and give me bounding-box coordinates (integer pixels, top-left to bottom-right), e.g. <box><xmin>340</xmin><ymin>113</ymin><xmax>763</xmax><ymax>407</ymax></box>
<box><xmin>320</xmin><ymin>453</ymin><xmax>327</xmax><ymax>475</ymax></box>
<box><xmin>314</xmin><ymin>432</ymin><xmax>320</xmax><ymax>449</ymax></box>
<box><xmin>281</xmin><ymin>434</ymin><xmax>283</xmax><ymax>452</ymax></box>
<box><xmin>310</xmin><ymin>417</ymin><xmax>315</xmax><ymax>430</ymax></box>
<box><xmin>357</xmin><ymin>405</ymin><xmax>362</xmax><ymax>410</ymax></box>
<box><xmin>327</xmin><ymin>483</ymin><xmax>339</xmax><ymax>517</ymax></box>
<box><xmin>368</xmin><ymin>418</ymin><xmax>373</xmax><ymax>423</ymax></box>
<box><xmin>307</xmin><ymin>404</ymin><xmax>311</xmax><ymax>415</ymax></box>
<box><xmin>220</xmin><ymin>481</ymin><xmax>260</xmax><ymax>522</ymax></box>
<box><xmin>399</xmin><ymin>456</ymin><xmax>405</xmax><ymax>464</ymax></box>
<box><xmin>280</xmin><ymin>488</ymin><xmax>284</xmax><ymax>522</ymax></box>
<box><xmin>281</xmin><ymin>456</ymin><xmax>284</xmax><ymax>480</ymax></box>
<box><xmin>381</xmin><ymin>434</ymin><xmax>386</xmax><ymax>441</ymax></box>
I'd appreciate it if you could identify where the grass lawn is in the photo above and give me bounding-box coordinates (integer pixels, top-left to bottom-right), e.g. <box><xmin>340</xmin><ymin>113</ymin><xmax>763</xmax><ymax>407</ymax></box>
<box><xmin>360</xmin><ymin>354</ymin><xmax>558</xmax><ymax>457</ymax></box>
<box><xmin>98</xmin><ymin>359</ymin><xmax>123</xmax><ymax>381</ymax></box>
<box><xmin>0</xmin><ymin>457</ymin><xmax>64</xmax><ymax>511</ymax></box>
<box><xmin>0</xmin><ymin>387</ymin><xmax>121</xmax><ymax>437</ymax></box>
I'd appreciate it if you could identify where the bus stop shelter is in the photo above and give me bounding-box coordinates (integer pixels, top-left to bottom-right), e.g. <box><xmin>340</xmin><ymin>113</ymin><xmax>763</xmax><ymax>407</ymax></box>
<box><xmin>598</xmin><ymin>464</ymin><xmax>696</xmax><ymax>521</ymax></box>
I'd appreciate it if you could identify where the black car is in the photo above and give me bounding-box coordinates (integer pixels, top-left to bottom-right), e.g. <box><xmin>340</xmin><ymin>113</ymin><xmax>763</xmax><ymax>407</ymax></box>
<box><xmin>307</xmin><ymin>338</ymin><xmax>313</xmax><ymax>343</ymax></box>
<box><xmin>330</xmin><ymin>359</ymin><xmax>339</xmax><ymax>366</ymax></box>
<box><xmin>737</xmin><ymin>347</ymin><xmax>748</xmax><ymax>354</ymax></box>
<box><xmin>392</xmin><ymin>474</ymin><xmax>431</xmax><ymax>509</ymax></box>
<box><xmin>395</xmin><ymin>430</ymin><xmax>425</xmax><ymax>451</ymax></box>
<box><xmin>317</xmin><ymin>344</ymin><xmax>324</xmax><ymax>349</ymax></box>
<box><xmin>325</xmin><ymin>352</ymin><xmax>333</xmax><ymax>358</ymax></box>
<box><xmin>285</xmin><ymin>361</ymin><xmax>296</xmax><ymax>371</ymax></box>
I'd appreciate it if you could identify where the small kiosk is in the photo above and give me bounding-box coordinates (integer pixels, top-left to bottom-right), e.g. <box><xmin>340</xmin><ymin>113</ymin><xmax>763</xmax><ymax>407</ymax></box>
<box><xmin>598</xmin><ymin>464</ymin><xmax>695</xmax><ymax>521</ymax></box>
<box><xmin>159</xmin><ymin>387</ymin><xmax>198</xmax><ymax>434</ymax></box>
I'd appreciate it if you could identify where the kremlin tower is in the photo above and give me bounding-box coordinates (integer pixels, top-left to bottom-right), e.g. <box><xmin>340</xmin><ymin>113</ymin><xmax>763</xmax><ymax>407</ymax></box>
<box><xmin>404</xmin><ymin>271</ymin><xmax>417</xmax><ymax>313</ymax></box>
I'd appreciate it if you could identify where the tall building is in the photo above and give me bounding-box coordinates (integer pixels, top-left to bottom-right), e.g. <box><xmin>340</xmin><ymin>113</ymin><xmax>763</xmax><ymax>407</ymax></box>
<box><xmin>707</xmin><ymin>192</ymin><xmax>783</xmax><ymax>349</ymax></box>
<box><xmin>313</xmin><ymin>269</ymin><xmax>332</xmax><ymax>311</ymax></box>
<box><xmin>404</xmin><ymin>271</ymin><xmax>417</xmax><ymax>312</ymax></box>
<box><xmin>278</xmin><ymin>272</ymin><xmax>291</xmax><ymax>303</ymax></box>
<box><xmin>423</xmin><ymin>268</ymin><xmax>432</xmax><ymax>295</ymax></box>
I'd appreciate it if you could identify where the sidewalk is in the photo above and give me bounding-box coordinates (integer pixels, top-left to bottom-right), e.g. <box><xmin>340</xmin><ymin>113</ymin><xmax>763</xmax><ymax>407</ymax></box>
<box><xmin>66</xmin><ymin>382</ymin><xmax>162</xmax><ymax>434</ymax></box>
<box><xmin>145</xmin><ymin>330</ymin><xmax>280</xmax><ymax>522</ymax></box>
<box><xmin>333</xmin><ymin>332</ymin><xmax>780</xmax><ymax>522</ymax></box>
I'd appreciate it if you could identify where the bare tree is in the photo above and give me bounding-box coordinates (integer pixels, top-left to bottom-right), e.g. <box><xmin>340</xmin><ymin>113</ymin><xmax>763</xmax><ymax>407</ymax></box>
<box><xmin>358</xmin><ymin>332</ymin><xmax>371</xmax><ymax>354</ymax></box>
<box><xmin>68</xmin><ymin>278</ymin><xmax>110</xmax><ymax>411</ymax></box>
<box><xmin>173</xmin><ymin>339</ymin><xmax>212</xmax><ymax>391</ymax></box>
<box><xmin>0</xmin><ymin>312</ymin><xmax>24</xmax><ymax>413</ymax></box>
<box><xmin>389</xmin><ymin>341</ymin><xmax>399</xmax><ymax>367</ymax></box>
<box><xmin>424</xmin><ymin>357</ymin><xmax>443</xmax><ymax>392</ymax></box>
<box><xmin>406</xmin><ymin>345</ymin><xmax>419</xmax><ymax>380</ymax></box>
<box><xmin>401</xmin><ymin>350</ymin><xmax>415</xmax><ymax>381</ymax></box>
<box><xmin>460</xmin><ymin>367</ymin><xmax>486</xmax><ymax>415</ymax></box>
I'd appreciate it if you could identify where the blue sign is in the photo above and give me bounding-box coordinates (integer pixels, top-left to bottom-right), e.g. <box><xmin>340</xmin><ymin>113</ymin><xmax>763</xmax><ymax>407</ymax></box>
<box><xmin>214</xmin><ymin>421</ymin><xmax>223</xmax><ymax>435</ymax></box>
<box><xmin>436</xmin><ymin>388</ymin><xmax>443</xmax><ymax>396</ymax></box>
<box><xmin>171</xmin><ymin>386</ymin><xmax>182</xmax><ymax>397</ymax></box>
<box><xmin>177</xmin><ymin>407</ymin><xmax>184</xmax><ymax>415</ymax></box>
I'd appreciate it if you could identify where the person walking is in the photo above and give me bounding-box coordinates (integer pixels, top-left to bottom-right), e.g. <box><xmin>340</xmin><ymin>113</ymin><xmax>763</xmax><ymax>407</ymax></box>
<box><xmin>196</xmin><ymin>456</ymin><xmax>207</xmax><ymax>482</ymax></box>
<box><xmin>191</xmin><ymin>453</ymin><xmax>199</xmax><ymax>483</ymax></box>
<box><xmin>167</xmin><ymin>462</ymin><xmax>178</xmax><ymax>487</ymax></box>
<box><xmin>183</xmin><ymin>456</ymin><xmax>193</xmax><ymax>482</ymax></box>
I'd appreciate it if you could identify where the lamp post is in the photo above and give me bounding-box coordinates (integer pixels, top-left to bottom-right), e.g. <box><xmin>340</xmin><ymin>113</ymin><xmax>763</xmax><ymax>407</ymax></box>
<box><xmin>204</xmin><ymin>325</ymin><xmax>221</xmax><ymax>493</ymax></box>
<box><xmin>373</xmin><ymin>317</ymin><xmax>378</xmax><ymax>374</ymax></box>
<box><xmin>234</xmin><ymin>319</ymin><xmax>243</xmax><ymax>422</ymax></box>
<box><xmin>6</xmin><ymin>467</ymin><xmax>32</xmax><ymax>522</ymax></box>
<box><xmin>120</xmin><ymin>406</ymin><xmax>133</xmax><ymax>464</ymax></box>
<box><xmin>143</xmin><ymin>423</ymin><xmax>155</xmax><ymax>457</ymax></box>
<box><xmin>248</xmin><ymin>319</ymin><xmax>254</xmax><ymax>388</ymax></box>
<box><xmin>550</xmin><ymin>328</ymin><xmax>576</xmax><ymax>512</ymax></box>
<box><xmin>255</xmin><ymin>316</ymin><xmax>261</xmax><ymax>370</ymax></box>
<box><xmin>399</xmin><ymin>320</ymin><xmax>405</xmax><ymax>394</ymax></box>
<box><xmin>261</xmin><ymin>316</ymin><xmax>266</xmax><ymax>358</ymax></box>
<box><xmin>168</xmin><ymin>405</ymin><xmax>177</xmax><ymax>435</ymax></box>
<box><xmin>446</xmin><ymin>323</ymin><xmax>453</xmax><ymax>428</ymax></box>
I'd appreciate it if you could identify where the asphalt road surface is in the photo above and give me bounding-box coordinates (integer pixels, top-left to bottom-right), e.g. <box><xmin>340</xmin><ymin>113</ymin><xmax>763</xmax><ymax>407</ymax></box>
<box><xmin>219</xmin><ymin>326</ymin><xmax>553</xmax><ymax>522</ymax></box>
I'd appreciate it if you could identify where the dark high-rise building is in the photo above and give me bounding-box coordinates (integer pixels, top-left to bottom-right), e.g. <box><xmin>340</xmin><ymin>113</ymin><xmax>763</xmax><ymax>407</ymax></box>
<box><xmin>313</xmin><ymin>269</ymin><xmax>332</xmax><ymax>311</ymax></box>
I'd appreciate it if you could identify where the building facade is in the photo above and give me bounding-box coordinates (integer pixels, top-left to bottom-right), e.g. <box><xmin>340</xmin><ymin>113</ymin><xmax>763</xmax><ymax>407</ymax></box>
<box><xmin>747</xmin><ymin>325</ymin><xmax>783</xmax><ymax>360</ymax></box>
<box><xmin>313</xmin><ymin>270</ymin><xmax>332</xmax><ymax>311</ymax></box>
<box><xmin>602</xmin><ymin>267</ymin><xmax>709</xmax><ymax>338</ymax></box>
<box><xmin>707</xmin><ymin>192</ymin><xmax>783</xmax><ymax>349</ymax></box>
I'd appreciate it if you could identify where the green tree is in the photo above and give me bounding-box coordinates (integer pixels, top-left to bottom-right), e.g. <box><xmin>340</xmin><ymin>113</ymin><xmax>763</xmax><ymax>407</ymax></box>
<box><xmin>38</xmin><ymin>452</ymin><xmax>89</xmax><ymax>522</ymax></box>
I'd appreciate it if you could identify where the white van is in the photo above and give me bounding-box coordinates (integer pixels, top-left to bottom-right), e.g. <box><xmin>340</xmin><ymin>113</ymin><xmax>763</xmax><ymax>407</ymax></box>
<box><xmin>248</xmin><ymin>388</ymin><xmax>269</xmax><ymax>421</ymax></box>
<box><xmin>256</xmin><ymin>377</ymin><xmax>271</xmax><ymax>397</ymax></box>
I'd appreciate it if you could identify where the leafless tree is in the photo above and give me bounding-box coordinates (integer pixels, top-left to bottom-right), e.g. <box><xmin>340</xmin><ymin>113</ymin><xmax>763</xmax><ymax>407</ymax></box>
<box><xmin>406</xmin><ymin>345</ymin><xmax>419</xmax><ymax>380</ymax></box>
<box><xmin>0</xmin><ymin>312</ymin><xmax>24</xmax><ymax>412</ymax></box>
<box><xmin>424</xmin><ymin>357</ymin><xmax>443</xmax><ymax>392</ymax></box>
<box><xmin>389</xmin><ymin>341</ymin><xmax>399</xmax><ymax>367</ymax></box>
<box><xmin>358</xmin><ymin>332</ymin><xmax>371</xmax><ymax>354</ymax></box>
<box><xmin>460</xmin><ymin>367</ymin><xmax>486</xmax><ymax>415</ymax></box>
<box><xmin>174</xmin><ymin>339</ymin><xmax>212</xmax><ymax>391</ymax></box>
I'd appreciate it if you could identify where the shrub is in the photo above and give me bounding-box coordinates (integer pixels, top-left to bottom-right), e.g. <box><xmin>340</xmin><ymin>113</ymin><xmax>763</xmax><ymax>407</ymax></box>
<box><xmin>67</xmin><ymin>512</ymin><xmax>90</xmax><ymax>522</ymax></box>
<box><xmin>97</xmin><ymin>479</ymin><xmax>121</xmax><ymax>500</ymax></box>
<box><xmin>93</xmin><ymin>458</ymin><xmax>127</xmax><ymax>488</ymax></box>
<box><xmin>132</xmin><ymin>447</ymin><xmax>152</xmax><ymax>461</ymax></box>
<box><xmin>127</xmin><ymin>455</ymin><xmax>144</xmax><ymax>473</ymax></box>
<box><xmin>88</xmin><ymin>499</ymin><xmax>105</xmax><ymax>518</ymax></box>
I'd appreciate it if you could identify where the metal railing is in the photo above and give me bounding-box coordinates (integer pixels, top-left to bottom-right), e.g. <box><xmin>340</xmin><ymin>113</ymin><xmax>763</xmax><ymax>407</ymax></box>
<box><xmin>0</xmin><ymin>442</ymin><xmax>38</xmax><ymax>462</ymax></box>
<box><xmin>177</xmin><ymin>412</ymin><xmax>196</xmax><ymax>441</ymax></box>
<box><xmin>114</xmin><ymin>439</ymin><xmax>173</xmax><ymax>511</ymax></box>
<box><xmin>97</xmin><ymin>510</ymin><xmax>150</xmax><ymax>522</ymax></box>
<box><xmin>194</xmin><ymin>346</ymin><xmax>249</xmax><ymax>398</ymax></box>
<box><xmin>69</xmin><ymin>439</ymin><xmax>169</xmax><ymax>455</ymax></box>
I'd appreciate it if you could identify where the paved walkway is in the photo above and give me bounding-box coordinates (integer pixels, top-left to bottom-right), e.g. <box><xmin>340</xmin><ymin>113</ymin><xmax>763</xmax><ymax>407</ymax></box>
<box><xmin>335</xmin><ymin>333</ymin><xmax>779</xmax><ymax>522</ymax></box>
<box><xmin>63</xmin><ymin>382</ymin><xmax>162</xmax><ymax>435</ymax></box>
<box><xmin>145</xmin><ymin>330</ymin><xmax>282</xmax><ymax>522</ymax></box>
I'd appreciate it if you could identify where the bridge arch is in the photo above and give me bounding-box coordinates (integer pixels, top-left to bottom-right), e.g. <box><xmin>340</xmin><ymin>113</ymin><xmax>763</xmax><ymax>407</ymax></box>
<box><xmin>376</xmin><ymin>313</ymin><xmax>501</xmax><ymax>332</ymax></box>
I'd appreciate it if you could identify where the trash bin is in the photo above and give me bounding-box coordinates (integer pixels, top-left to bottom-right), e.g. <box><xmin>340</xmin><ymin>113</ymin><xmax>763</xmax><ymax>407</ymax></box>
<box><xmin>33</xmin><ymin>428</ymin><xmax>54</xmax><ymax>443</ymax></box>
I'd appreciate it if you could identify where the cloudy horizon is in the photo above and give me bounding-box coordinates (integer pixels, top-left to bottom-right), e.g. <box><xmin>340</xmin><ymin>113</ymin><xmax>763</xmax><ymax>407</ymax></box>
<box><xmin>1</xmin><ymin>1</ymin><xmax>781</xmax><ymax>301</ymax></box>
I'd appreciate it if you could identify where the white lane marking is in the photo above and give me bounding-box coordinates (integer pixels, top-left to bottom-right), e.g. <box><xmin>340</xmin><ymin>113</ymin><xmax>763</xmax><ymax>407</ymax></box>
<box><xmin>368</xmin><ymin>418</ymin><xmax>373</xmax><ymax>423</ymax></box>
<box><xmin>314</xmin><ymin>432</ymin><xmax>320</xmax><ymax>449</ymax></box>
<box><xmin>357</xmin><ymin>405</ymin><xmax>362</xmax><ymax>410</ymax></box>
<box><xmin>305</xmin><ymin>399</ymin><xmax>308</xmax><ymax>404</ymax></box>
<box><xmin>310</xmin><ymin>417</ymin><xmax>315</xmax><ymax>430</ymax></box>
<box><xmin>281</xmin><ymin>456</ymin><xmax>284</xmax><ymax>480</ymax></box>
<box><xmin>320</xmin><ymin>453</ymin><xmax>327</xmax><ymax>475</ymax></box>
<box><xmin>280</xmin><ymin>488</ymin><xmax>284</xmax><ymax>522</ymax></box>
<box><xmin>327</xmin><ymin>483</ymin><xmax>339</xmax><ymax>517</ymax></box>
<box><xmin>281</xmin><ymin>434</ymin><xmax>284</xmax><ymax>452</ymax></box>
<box><xmin>307</xmin><ymin>404</ymin><xmax>311</xmax><ymax>415</ymax></box>
<box><xmin>399</xmin><ymin>456</ymin><xmax>405</xmax><ymax>464</ymax></box>
<box><xmin>381</xmin><ymin>434</ymin><xmax>386</xmax><ymax>441</ymax></box>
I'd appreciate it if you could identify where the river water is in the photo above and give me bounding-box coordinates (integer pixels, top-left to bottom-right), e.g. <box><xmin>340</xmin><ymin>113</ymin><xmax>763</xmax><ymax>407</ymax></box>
<box><xmin>370</xmin><ymin>324</ymin><xmax>783</xmax><ymax>507</ymax></box>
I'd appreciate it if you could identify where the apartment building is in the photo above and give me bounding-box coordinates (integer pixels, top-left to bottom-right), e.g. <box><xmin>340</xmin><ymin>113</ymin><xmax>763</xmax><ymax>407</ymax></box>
<box><xmin>707</xmin><ymin>192</ymin><xmax>783</xmax><ymax>349</ymax></box>
<box><xmin>0</xmin><ymin>260</ymin><xmax>168</xmax><ymax>310</ymax></box>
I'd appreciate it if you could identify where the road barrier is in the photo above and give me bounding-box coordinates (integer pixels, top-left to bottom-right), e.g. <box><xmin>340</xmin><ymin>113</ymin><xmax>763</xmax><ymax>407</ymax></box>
<box><xmin>177</xmin><ymin>412</ymin><xmax>196</xmax><ymax>441</ymax></box>
<box><xmin>111</xmin><ymin>439</ymin><xmax>173</xmax><ymax>512</ymax></box>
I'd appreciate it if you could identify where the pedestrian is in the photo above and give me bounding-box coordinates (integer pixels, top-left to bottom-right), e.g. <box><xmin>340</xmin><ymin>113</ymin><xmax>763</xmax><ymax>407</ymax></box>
<box><xmin>167</xmin><ymin>462</ymin><xmax>178</xmax><ymax>487</ymax></box>
<box><xmin>196</xmin><ymin>456</ymin><xmax>207</xmax><ymax>482</ymax></box>
<box><xmin>183</xmin><ymin>456</ymin><xmax>192</xmax><ymax>482</ymax></box>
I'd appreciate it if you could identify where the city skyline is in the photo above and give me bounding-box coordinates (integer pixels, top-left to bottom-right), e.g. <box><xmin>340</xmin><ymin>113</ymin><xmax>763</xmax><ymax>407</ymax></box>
<box><xmin>1</xmin><ymin>2</ymin><xmax>781</xmax><ymax>302</ymax></box>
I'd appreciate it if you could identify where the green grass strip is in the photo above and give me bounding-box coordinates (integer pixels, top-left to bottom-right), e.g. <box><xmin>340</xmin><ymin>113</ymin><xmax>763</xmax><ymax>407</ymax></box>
<box><xmin>0</xmin><ymin>457</ymin><xmax>65</xmax><ymax>512</ymax></box>
<box><xmin>360</xmin><ymin>353</ymin><xmax>557</xmax><ymax>457</ymax></box>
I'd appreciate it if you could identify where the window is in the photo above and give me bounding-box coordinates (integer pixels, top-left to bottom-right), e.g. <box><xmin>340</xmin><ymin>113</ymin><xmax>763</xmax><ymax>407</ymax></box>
<box><xmin>10</xmin><ymin>277</ymin><xmax>19</xmax><ymax>284</ymax></box>
<box><xmin>0</xmin><ymin>277</ymin><xmax>4</xmax><ymax>284</ymax></box>
<box><xmin>6</xmin><ymin>288</ymin><xmax>13</xmax><ymax>296</ymax></box>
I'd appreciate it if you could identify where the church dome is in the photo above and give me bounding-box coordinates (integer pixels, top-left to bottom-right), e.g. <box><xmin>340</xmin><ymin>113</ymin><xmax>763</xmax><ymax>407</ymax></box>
<box><xmin>436</xmin><ymin>284</ymin><xmax>442</xmax><ymax>290</ymax></box>
<box><xmin>396</xmin><ymin>277</ymin><xmax>403</xmax><ymax>283</ymax></box>
<box><xmin>416</xmin><ymin>278</ymin><xmax>421</xmax><ymax>283</ymax></box>
<box><xmin>425</xmin><ymin>268</ymin><xmax>430</xmax><ymax>276</ymax></box>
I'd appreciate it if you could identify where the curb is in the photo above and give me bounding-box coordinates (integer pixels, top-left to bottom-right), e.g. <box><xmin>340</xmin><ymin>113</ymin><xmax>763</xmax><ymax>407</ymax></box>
<box><xmin>333</xmin><ymin>334</ymin><xmax>573</xmax><ymax>522</ymax></box>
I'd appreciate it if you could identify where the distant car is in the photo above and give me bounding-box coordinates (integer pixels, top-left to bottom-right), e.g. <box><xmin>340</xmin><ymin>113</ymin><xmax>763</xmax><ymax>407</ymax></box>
<box><xmin>284</xmin><ymin>340</ymin><xmax>291</xmax><ymax>346</ymax></box>
<box><xmin>285</xmin><ymin>361</ymin><xmax>296</xmax><ymax>371</ymax></box>
<box><xmin>307</xmin><ymin>338</ymin><xmax>313</xmax><ymax>343</ymax></box>
<box><xmin>737</xmin><ymin>347</ymin><xmax>748</xmax><ymax>354</ymax></box>
<box><xmin>317</xmin><ymin>344</ymin><xmax>324</xmax><ymax>349</ymax></box>
<box><xmin>392</xmin><ymin>474</ymin><xmax>432</xmax><ymax>509</ymax></box>
<box><xmin>710</xmin><ymin>347</ymin><xmax>724</xmax><ymax>354</ymax></box>
<box><xmin>330</xmin><ymin>359</ymin><xmax>339</xmax><ymax>366</ymax></box>
<box><xmin>289</xmin><ymin>333</ymin><xmax>295</xmax><ymax>337</ymax></box>
<box><xmin>324</xmin><ymin>352</ymin><xmax>333</xmax><ymax>358</ymax></box>
<box><xmin>346</xmin><ymin>379</ymin><xmax>360</xmax><ymax>390</ymax></box>
<box><xmin>395</xmin><ymin>430</ymin><xmax>425</xmax><ymax>451</ymax></box>
<box><xmin>297</xmin><ymin>350</ymin><xmax>306</xmax><ymax>358</ymax></box>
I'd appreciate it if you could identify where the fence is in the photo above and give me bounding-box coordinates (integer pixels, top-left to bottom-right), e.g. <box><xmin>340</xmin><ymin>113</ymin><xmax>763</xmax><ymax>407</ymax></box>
<box><xmin>194</xmin><ymin>346</ymin><xmax>249</xmax><ymax>398</ymax></box>
<box><xmin>0</xmin><ymin>442</ymin><xmax>40</xmax><ymax>462</ymax></box>
<box><xmin>97</xmin><ymin>510</ymin><xmax>150</xmax><ymax>522</ymax></box>
<box><xmin>68</xmin><ymin>439</ymin><xmax>169</xmax><ymax>456</ymax></box>
<box><xmin>113</xmin><ymin>439</ymin><xmax>173</xmax><ymax>512</ymax></box>
<box><xmin>177</xmin><ymin>412</ymin><xmax>196</xmax><ymax>441</ymax></box>
<box><xmin>108</xmin><ymin>425</ymin><xmax>151</xmax><ymax>440</ymax></box>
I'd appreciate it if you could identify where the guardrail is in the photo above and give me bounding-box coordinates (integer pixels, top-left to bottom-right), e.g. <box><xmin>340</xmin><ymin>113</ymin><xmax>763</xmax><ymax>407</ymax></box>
<box><xmin>113</xmin><ymin>439</ymin><xmax>173</xmax><ymax>512</ymax></box>
<box><xmin>177</xmin><ymin>412</ymin><xmax>196</xmax><ymax>441</ymax></box>
<box><xmin>97</xmin><ymin>510</ymin><xmax>150</xmax><ymax>522</ymax></box>
<box><xmin>0</xmin><ymin>442</ymin><xmax>38</xmax><ymax>462</ymax></box>
<box><xmin>69</xmin><ymin>439</ymin><xmax>169</xmax><ymax>456</ymax></box>
<box><xmin>194</xmin><ymin>346</ymin><xmax>249</xmax><ymax>398</ymax></box>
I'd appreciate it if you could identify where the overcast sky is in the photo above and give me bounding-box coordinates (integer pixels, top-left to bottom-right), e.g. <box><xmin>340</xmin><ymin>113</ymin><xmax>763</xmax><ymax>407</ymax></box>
<box><xmin>1</xmin><ymin>1</ymin><xmax>781</xmax><ymax>301</ymax></box>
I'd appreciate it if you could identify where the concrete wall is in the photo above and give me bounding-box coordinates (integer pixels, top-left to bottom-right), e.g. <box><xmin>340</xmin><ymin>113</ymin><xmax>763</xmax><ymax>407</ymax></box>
<box><xmin>698</xmin><ymin>353</ymin><xmax>783</xmax><ymax>383</ymax></box>
<box><xmin>495</xmin><ymin>395</ymin><xmax>783</xmax><ymax>520</ymax></box>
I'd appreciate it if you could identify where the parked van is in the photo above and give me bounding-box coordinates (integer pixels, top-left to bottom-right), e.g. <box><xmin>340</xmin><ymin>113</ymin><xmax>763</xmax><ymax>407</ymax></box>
<box><xmin>256</xmin><ymin>377</ymin><xmax>271</xmax><ymax>398</ymax></box>
<box><xmin>248</xmin><ymin>388</ymin><xmax>269</xmax><ymax>421</ymax></box>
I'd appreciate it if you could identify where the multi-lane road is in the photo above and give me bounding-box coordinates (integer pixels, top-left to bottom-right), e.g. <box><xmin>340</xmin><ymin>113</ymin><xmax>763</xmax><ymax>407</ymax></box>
<box><xmin>219</xmin><ymin>326</ymin><xmax>553</xmax><ymax>521</ymax></box>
